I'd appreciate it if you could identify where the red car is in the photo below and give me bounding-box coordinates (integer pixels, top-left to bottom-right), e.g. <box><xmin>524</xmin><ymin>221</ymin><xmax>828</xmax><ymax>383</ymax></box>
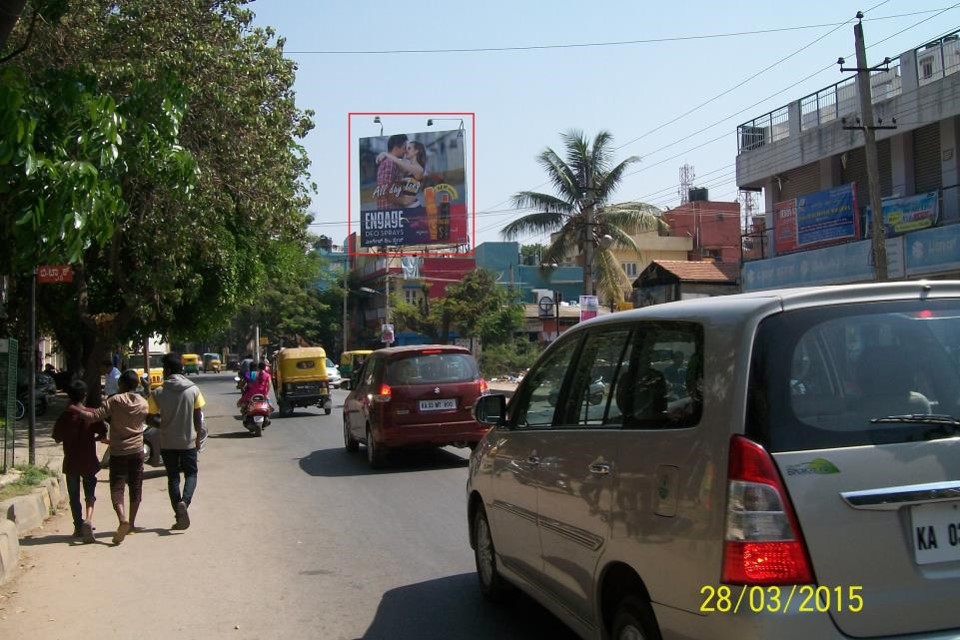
<box><xmin>342</xmin><ymin>345</ymin><xmax>490</xmax><ymax>468</ymax></box>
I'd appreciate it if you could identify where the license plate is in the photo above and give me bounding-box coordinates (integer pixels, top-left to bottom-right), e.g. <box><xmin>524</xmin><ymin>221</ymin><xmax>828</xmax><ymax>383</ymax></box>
<box><xmin>910</xmin><ymin>501</ymin><xmax>960</xmax><ymax>565</ymax></box>
<box><xmin>419</xmin><ymin>399</ymin><xmax>456</xmax><ymax>412</ymax></box>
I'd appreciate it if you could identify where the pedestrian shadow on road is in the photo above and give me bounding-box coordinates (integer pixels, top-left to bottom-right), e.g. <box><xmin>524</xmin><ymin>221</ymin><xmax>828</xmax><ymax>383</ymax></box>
<box><xmin>297</xmin><ymin>447</ymin><xmax>468</xmax><ymax>477</ymax></box>
<box><xmin>357</xmin><ymin>572</ymin><xmax>578</xmax><ymax>640</ymax></box>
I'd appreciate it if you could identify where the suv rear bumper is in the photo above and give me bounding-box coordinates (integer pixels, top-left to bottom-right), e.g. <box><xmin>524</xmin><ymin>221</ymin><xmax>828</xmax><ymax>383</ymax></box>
<box><xmin>379</xmin><ymin>420</ymin><xmax>489</xmax><ymax>447</ymax></box>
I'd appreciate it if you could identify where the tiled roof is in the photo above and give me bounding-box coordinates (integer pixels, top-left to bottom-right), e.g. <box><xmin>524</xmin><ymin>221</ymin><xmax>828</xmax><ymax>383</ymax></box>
<box><xmin>644</xmin><ymin>260</ymin><xmax>740</xmax><ymax>283</ymax></box>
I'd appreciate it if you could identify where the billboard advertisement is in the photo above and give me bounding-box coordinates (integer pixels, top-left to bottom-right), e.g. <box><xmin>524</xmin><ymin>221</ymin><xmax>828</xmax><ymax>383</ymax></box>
<box><xmin>773</xmin><ymin>199</ymin><xmax>798</xmax><ymax>255</ymax></box>
<box><xmin>865</xmin><ymin>191</ymin><xmax>939</xmax><ymax>237</ymax></box>
<box><xmin>359</xmin><ymin>129</ymin><xmax>467</xmax><ymax>248</ymax></box>
<box><xmin>579</xmin><ymin>295</ymin><xmax>599</xmax><ymax>322</ymax></box>
<box><xmin>795</xmin><ymin>183</ymin><xmax>859</xmax><ymax>247</ymax></box>
<box><xmin>773</xmin><ymin>183</ymin><xmax>859</xmax><ymax>255</ymax></box>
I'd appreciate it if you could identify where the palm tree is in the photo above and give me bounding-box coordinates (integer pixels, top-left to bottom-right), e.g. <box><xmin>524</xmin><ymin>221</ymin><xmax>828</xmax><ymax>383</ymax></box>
<box><xmin>502</xmin><ymin>129</ymin><xmax>665</xmax><ymax>306</ymax></box>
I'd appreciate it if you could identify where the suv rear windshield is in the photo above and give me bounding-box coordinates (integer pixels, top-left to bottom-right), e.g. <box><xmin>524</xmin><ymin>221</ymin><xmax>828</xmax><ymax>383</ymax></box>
<box><xmin>386</xmin><ymin>353</ymin><xmax>478</xmax><ymax>386</ymax></box>
<box><xmin>748</xmin><ymin>299</ymin><xmax>960</xmax><ymax>452</ymax></box>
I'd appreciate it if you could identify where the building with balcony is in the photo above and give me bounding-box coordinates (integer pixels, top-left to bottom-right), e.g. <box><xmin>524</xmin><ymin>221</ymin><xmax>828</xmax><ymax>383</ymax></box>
<box><xmin>737</xmin><ymin>31</ymin><xmax>960</xmax><ymax>290</ymax></box>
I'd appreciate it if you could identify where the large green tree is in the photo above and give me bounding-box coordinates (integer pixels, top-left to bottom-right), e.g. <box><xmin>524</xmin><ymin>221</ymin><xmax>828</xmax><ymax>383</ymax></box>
<box><xmin>0</xmin><ymin>1</ymin><xmax>314</xmax><ymax>397</ymax></box>
<box><xmin>503</xmin><ymin>130</ymin><xmax>665</xmax><ymax>305</ymax></box>
<box><xmin>391</xmin><ymin>269</ymin><xmax>522</xmax><ymax>346</ymax></box>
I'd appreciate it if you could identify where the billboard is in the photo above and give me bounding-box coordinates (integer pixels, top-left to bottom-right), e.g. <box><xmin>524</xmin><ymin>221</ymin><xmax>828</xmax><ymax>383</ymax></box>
<box><xmin>773</xmin><ymin>183</ymin><xmax>859</xmax><ymax>255</ymax></box>
<box><xmin>796</xmin><ymin>183</ymin><xmax>859</xmax><ymax>247</ymax></box>
<box><xmin>866</xmin><ymin>191</ymin><xmax>939</xmax><ymax>237</ymax></box>
<box><xmin>359</xmin><ymin>129</ymin><xmax>467</xmax><ymax>248</ymax></box>
<box><xmin>773</xmin><ymin>199</ymin><xmax>798</xmax><ymax>255</ymax></box>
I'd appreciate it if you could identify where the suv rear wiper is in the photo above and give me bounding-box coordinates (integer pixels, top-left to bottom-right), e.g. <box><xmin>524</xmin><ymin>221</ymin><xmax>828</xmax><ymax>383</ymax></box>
<box><xmin>870</xmin><ymin>414</ymin><xmax>960</xmax><ymax>426</ymax></box>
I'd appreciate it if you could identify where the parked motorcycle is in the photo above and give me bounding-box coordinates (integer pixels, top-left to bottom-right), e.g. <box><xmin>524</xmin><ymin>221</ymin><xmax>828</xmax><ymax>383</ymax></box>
<box><xmin>241</xmin><ymin>394</ymin><xmax>272</xmax><ymax>437</ymax></box>
<box><xmin>15</xmin><ymin>374</ymin><xmax>53</xmax><ymax>420</ymax></box>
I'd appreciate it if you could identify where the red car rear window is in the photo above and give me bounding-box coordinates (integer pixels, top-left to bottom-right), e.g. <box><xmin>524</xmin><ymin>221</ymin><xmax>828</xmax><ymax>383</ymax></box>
<box><xmin>386</xmin><ymin>353</ymin><xmax>478</xmax><ymax>386</ymax></box>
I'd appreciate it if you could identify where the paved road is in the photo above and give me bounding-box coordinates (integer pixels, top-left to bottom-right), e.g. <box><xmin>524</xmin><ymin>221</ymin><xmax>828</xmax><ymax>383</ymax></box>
<box><xmin>0</xmin><ymin>373</ymin><xmax>578</xmax><ymax>640</ymax></box>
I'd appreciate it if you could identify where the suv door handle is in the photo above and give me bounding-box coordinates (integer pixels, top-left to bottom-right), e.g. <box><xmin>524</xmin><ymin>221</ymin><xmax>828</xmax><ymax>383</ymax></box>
<box><xmin>589</xmin><ymin>463</ymin><xmax>611</xmax><ymax>475</ymax></box>
<box><xmin>527</xmin><ymin>455</ymin><xmax>541</xmax><ymax>465</ymax></box>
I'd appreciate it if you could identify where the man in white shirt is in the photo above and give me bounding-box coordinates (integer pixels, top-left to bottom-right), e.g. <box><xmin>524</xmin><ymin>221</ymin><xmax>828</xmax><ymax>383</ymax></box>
<box><xmin>101</xmin><ymin>359</ymin><xmax>121</xmax><ymax>397</ymax></box>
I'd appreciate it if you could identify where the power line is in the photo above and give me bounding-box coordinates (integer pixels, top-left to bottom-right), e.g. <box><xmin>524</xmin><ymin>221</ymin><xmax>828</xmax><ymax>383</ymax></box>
<box><xmin>286</xmin><ymin>9</ymin><xmax>945</xmax><ymax>55</ymax></box>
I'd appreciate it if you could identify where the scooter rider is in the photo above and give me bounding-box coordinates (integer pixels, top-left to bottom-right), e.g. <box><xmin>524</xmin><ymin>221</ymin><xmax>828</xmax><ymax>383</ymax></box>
<box><xmin>238</xmin><ymin>361</ymin><xmax>273</xmax><ymax>413</ymax></box>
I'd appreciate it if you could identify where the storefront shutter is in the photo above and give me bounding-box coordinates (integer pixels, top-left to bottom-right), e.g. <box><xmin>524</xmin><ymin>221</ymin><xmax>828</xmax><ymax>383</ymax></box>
<box><xmin>913</xmin><ymin>123</ymin><xmax>942</xmax><ymax>193</ymax></box>
<box><xmin>779</xmin><ymin>162</ymin><xmax>820</xmax><ymax>201</ymax></box>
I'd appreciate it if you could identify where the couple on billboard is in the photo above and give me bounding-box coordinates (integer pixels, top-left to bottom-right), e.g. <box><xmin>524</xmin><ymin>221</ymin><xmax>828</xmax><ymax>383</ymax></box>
<box><xmin>372</xmin><ymin>133</ymin><xmax>451</xmax><ymax>242</ymax></box>
<box><xmin>374</xmin><ymin>133</ymin><xmax>426</xmax><ymax>209</ymax></box>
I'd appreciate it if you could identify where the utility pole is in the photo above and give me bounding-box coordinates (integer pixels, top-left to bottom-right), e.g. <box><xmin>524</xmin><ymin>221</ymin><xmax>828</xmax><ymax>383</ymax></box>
<box><xmin>342</xmin><ymin>268</ymin><xmax>349</xmax><ymax>353</ymax></box>
<box><xmin>254</xmin><ymin>324</ymin><xmax>260</xmax><ymax>363</ymax></box>
<box><xmin>27</xmin><ymin>267</ymin><xmax>35</xmax><ymax>465</ymax></box>
<box><xmin>844</xmin><ymin>14</ymin><xmax>892</xmax><ymax>281</ymax></box>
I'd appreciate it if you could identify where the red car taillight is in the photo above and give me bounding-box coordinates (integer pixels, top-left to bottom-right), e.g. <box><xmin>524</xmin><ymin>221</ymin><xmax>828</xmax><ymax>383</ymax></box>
<box><xmin>722</xmin><ymin>435</ymin><xmax>814</xmax><ymax>585</ymax></box>
<box><xmin>372</xmin><ymin>383</ymin><xmax>392</xmax><ymax>403</ymax></box>
<box><xmin>478</xmin><ymin>378</ymin><xmax>489</xmax><ymax>394</ymax></box>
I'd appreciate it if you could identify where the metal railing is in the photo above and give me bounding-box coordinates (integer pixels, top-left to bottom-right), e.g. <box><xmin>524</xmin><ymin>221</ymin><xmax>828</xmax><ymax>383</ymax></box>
<box><xmin>798</xmin><ymin>58</ymin><xmax>901</xmax><ymax>132</ymax></box>
<box><xmin>736</xmin><ymin>105</ymin><xmax>790</xmax><ymax>154</ymax></box>
<box><xmin>916</xmin><ymin>31</ymin><xmax>960</xmax><ymax>86</ymax></box>
<box><xmin>1</xmin><ymin>338</ymin><xmax>18</xmax><ymax>473</ymax></box>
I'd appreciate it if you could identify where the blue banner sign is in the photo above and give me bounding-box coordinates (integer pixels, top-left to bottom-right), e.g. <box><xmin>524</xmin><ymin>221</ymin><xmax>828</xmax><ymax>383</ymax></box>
<box><xmin>866</xmin><ymin>192</ymin><xmax>939</xmax><ymax>237</ymax></box>
<box><xmin>796</xmin><ymin>184</ymin><xmax>859</xmax><ymax>247</ymax></box>
<box><xmin>905</xmin><ymin>223</ymin><xmax>960</xmax><ymax>276</ymax></box>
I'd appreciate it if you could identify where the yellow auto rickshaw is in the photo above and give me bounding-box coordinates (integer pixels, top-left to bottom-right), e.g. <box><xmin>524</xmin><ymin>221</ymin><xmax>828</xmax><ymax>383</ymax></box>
<box><xmin>134</xmin><ymin>352</ymin><xmax>166</xmax><ymax>391</ymax></box>
<box><xmin>272</xmin><ymin>347</ymin><xmax>332</xmax><ymax>417</ymax></box>
<box><xmin>202</xmin><ymin>352</ymin><xmax>221</xmax><ymax>373</ymax></box>
<box><xmin>182</xmin><ymin>353</ymin><xmax>201</xmax><ymax>376</ymax></box>
<box><xmin>339</xmin><ymin>350</ymin><xmax>373</xmax><ymax>390</ymax></box>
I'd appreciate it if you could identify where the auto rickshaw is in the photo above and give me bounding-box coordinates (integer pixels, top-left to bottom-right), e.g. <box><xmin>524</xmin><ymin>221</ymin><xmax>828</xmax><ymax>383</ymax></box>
<box><xmin>272</xmin><ymin>347</ymin><xmax>332</xmax><ymax>417</ymax></box>
<box><xmin>339</xmin><ymin>350</ymin><xmax>373</xmax><ymax>390</ymax></box>
<box><xmin>202</xmin><ymin>352</ymin><xmax>222</xmax><ymax>373</ymax></box>
<box><xmin>134</xmin><ymin>352</ymin><xmax>166</xmax><ymax>391</ymax></box>
<box><xmin>182</xmin><ymin>353</ymin><xmax>201</xmax><ymax>376</ymax></box>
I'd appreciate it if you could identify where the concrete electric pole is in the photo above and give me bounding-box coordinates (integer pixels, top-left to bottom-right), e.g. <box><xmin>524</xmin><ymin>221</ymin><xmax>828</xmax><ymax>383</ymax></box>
<box><xmin>845</xmin><ymin>14</ymin><xmax>893</xmax><ymax>281</ymax></box>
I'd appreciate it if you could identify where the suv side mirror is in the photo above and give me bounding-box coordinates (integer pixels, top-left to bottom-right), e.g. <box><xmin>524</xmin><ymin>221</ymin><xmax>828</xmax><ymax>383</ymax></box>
<box><xmin>474</xmin><ymin>394</ymin><xmax>506</xmax><ymax>427</ymax></box>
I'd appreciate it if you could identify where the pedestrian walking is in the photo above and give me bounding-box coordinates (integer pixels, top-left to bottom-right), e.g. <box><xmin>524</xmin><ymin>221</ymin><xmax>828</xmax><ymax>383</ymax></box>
<box><xmin>82</xmin><ymin>370</ymin><xmax>149</xmax><ymax>545</ymax></box>
<box><xmin>148</xmin><ymin>352</ymin><xmax>207</xmax><ymax>530</ymax></box>
<box><xmin>100</xmin><ymin>358</ymin><xmax>121</xmax><ymax>397</ymax></box>
<box><xmin>52</xmin><ymin>381</ymin><xmax>107</xmax><ymax>544</ymax></box>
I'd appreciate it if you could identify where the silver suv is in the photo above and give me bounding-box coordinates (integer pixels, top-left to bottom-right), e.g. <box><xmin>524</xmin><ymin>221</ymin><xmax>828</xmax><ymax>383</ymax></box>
<box><xmin>467</xmin><ymin>281</ymin><xmax>960</xmax><ymax>640</ymax></box>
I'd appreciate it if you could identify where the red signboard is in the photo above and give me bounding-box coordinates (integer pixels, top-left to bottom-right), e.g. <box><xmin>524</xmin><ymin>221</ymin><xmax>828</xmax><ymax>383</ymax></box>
<box><xmin>37</xmin><ymin>265</ymin><xmax>74</xmax><ymax>284</ymax></box>
<box><xmin>773</xmin><ymin>199</ymin><xmax>798</xmax><ymax>255</ymax></box>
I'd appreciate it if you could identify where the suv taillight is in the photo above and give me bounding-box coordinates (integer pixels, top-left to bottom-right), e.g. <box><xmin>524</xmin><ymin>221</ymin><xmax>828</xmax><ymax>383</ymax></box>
<box><xmin>479</xmin><ymin>378</ymin><xmax>489</xmax><ymax>394</ymax></box>
<box><xmin>372</xmin><ymin>383</ymin><xmax>392</xmax><ymax>402</ymax></box>
<box><xmin>722</xmin><ymin>435</ymin><xmax>814</xmax><ymax>585</ymax></box>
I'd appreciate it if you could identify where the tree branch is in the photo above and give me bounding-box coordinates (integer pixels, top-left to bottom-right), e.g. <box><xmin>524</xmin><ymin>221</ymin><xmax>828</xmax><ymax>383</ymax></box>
<box><xmin>0</xmin><ymin>3</ymin><xmax>37</xmax><ymax>64</ymax></box>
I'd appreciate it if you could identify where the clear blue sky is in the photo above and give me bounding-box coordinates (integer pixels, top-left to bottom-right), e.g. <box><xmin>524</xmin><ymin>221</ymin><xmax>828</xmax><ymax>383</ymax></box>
<box><xmin>250</xmin><ymin>0</ymin><xmax>959</xmax><ymax>247</ymax></box>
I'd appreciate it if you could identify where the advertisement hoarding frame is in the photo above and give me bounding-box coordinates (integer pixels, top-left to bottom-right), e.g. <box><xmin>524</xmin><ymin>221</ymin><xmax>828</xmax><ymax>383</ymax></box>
<box><xmin>348</xmin><ymin>112</ymin><xmax>476</xmax><ymax>258</ymax></box>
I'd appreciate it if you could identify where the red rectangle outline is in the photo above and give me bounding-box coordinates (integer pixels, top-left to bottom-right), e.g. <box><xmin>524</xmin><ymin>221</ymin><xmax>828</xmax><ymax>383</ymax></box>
<box><xmin>347</xmin><ymin>112</ymin><xmax>476</xmax><ymax>259</ymax></box>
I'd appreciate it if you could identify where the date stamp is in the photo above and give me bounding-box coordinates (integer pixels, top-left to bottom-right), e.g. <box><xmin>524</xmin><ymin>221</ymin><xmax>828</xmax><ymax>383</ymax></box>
<box><xmin>699</xmin><ymin>585</ymin><xmax>864</xmax><ymax>614</ymax></box>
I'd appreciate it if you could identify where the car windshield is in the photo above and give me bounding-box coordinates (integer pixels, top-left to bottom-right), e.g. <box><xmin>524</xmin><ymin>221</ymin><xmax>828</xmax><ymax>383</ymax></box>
<box><xmin>386</xmin><ymin>353</ymin><xmax>478</xmax><ymax>385</ymax></box>
<box><xmin>748</xmin><ymin>300</ymin><xmax>960</xmax><ymax>451</ymax></box>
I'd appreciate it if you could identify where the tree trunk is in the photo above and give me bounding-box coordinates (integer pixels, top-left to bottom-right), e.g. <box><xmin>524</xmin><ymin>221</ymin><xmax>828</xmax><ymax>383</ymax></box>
<box><xmin>0</xmin><ymin>0</ymin><xmax>27</xmax><ymax>52</ymax></box>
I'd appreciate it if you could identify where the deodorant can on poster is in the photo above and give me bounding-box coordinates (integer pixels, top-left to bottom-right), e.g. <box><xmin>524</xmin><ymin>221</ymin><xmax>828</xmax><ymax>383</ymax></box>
<box><xmin>438</xmin><ymin>192</ymin><xmax>451</xmax><ymax>241</ymax></box>
<box><xmin>424</xmin><ymin>187</ymin><xmax>438</xmax><ymax>241</ymax></box>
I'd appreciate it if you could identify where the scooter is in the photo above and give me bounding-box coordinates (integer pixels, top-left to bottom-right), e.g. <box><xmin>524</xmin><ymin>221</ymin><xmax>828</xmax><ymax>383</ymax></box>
<box><xmin>241</xmin><ymin>394</ymin><xmax>272</xmax><ymax>437</ymax></box>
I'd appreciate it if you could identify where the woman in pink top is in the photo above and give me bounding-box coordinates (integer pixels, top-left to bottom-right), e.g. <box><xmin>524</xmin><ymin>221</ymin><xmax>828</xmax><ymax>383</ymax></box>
<box><xmin>238</xmin><ymin>361</ymin><xmax>272</xmax><ymax>408</ymax></box>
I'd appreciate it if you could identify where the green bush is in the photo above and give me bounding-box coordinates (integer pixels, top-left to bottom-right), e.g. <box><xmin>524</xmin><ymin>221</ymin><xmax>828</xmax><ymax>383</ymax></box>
<box><xmin>480</xmin><ymin>340</ymin><xmax>542</xmax><ymax>379</ymax></box>
<box><xmin>0</xmin><ymin>464</ymin><xmax>55</xmax><ymax>501</ymax></box>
